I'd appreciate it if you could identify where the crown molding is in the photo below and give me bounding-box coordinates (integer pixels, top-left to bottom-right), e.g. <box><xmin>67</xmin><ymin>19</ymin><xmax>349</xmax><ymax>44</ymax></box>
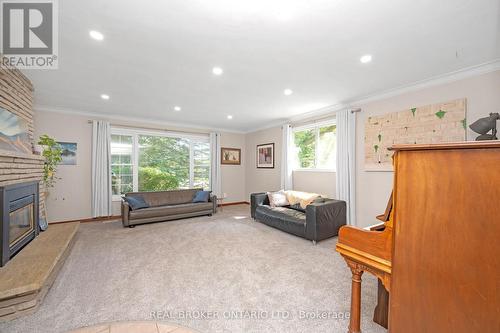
<box><xmin>34</xmin><ymin>106</ymin><xmax>246</xmax><ymax>134</ymax></box>
<box><xmin>245</xmin><ymin>59</ymin><xmax>500</xmax><ymax>133</ymax></box>
<box><xmin>34</xmin><ymin>59</ymin><xmax>500</xmax><ymax>135</ymax></box>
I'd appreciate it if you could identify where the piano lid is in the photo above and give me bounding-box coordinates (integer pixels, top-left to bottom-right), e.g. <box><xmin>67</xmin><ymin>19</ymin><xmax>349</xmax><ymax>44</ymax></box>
<box><xmin>389</xmin><ymin>141</ymin><xmax>500</xmax><ymax>151</ymax></box>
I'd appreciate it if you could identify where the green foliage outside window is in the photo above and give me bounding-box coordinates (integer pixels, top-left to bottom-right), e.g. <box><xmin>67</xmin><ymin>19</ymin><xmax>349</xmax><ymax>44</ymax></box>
<box><xmin>293</xmin><ymin>124</ymin><xmax>336</xmax><ymax>169</ymax></box>
<box><xmin>318</xmin><ymin>125</ymin><xmax>336</xmax><ymax>169</ymax></box>
<box><xmin>138</xmin><ymin>167</ymin><xmax>179</xmax><ymax>191</ymax></box>
<box><xmin>111</xmin><ymin>134</ymin><xmax>133</xmax><ymax>195</ymax></box>
<box><xmin>139</xmin><ymin>135</ymin><xmax>190</xmax><ymax>191</ymax></box>
<box><xmin>294</xmin><ymin>129</ymin><xmax>316</xmax><ymax>168</ymax></box>
<box><xmin>111</xmin><ymin>133</ymin><xmax>210</xmax><ymax>195</ymax></box>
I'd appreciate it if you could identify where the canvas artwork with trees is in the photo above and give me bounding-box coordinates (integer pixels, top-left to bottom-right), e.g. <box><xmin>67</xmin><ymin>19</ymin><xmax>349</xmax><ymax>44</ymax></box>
<box><xmin>365</xmin><ymin>98</ymin><xmax>466</xmax><ymax>171</ymax></box>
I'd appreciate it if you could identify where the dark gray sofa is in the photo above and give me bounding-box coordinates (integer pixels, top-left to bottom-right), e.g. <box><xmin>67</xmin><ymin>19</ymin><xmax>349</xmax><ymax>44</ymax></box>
<box><xmin>122</xmin><ymin>189</ymin><xmax>216</xmax><ymax>227</ymax></box>
<box><xmin>250</xmin><ymin>192</ymin><xmax>346</xmax><ymax>243</ymax></box>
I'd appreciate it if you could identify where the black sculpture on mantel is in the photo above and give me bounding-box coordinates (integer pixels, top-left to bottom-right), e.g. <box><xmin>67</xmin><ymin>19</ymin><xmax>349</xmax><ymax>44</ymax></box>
<box><xmin>469</xmin><ymin>113</ymin><xmax>500</xmax><ymax>140</ymax></box>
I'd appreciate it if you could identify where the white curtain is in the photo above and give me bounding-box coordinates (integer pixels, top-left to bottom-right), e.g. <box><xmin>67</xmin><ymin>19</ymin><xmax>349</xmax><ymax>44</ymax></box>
<box><xmin>336</xmin><ymin>109</ymin><xmax>357</xmax><ymax>225</ymax></box>
<box><xmin>280</xmin><ymin>124</ymin><xmax>293</xmax><ymax>190</ymax></box>
<box><xmin>91</xmin><ymin>120</ymin><xmax>112</xmax><ymax>217</ymax></box>
<box><xmin>210</xmin><ymin>132</ymin><xmax>222</xmax><ymax>197</ymax></box>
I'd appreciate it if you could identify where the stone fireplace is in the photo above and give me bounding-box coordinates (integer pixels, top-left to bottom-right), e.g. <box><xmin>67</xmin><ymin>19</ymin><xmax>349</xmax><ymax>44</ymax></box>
<box><xmin>0</xmin><ymin>62</ymin><xmax>46</xmax><ymax>266</ymax></box>
<box><xmin>0</xmin><ymin>62</ymin><xmax>79</xmax><ymax>322</ymax></box>
<box><xmin>1</xmin><ymin>181</ymin><xmax>39</xmax><ymax>266</ymax></box>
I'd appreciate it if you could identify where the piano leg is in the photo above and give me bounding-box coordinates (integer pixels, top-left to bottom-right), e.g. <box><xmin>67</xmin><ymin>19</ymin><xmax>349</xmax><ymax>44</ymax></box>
<box><xmin>373</xmin><ymin>279</ymin><xmax>389</xmax><ymax>329</ymax></box>
<box><xmin>348</xmin><ymin>265</ymin><xmax>364</xmax><ymax>333</ymax></box>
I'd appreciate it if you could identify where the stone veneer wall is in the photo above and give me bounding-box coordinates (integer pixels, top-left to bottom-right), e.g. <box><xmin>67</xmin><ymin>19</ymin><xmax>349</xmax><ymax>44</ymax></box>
<box><xmin>0</xmin><ymin>63</ymin><xmax>46</xmax><ymax>219</ymax></box>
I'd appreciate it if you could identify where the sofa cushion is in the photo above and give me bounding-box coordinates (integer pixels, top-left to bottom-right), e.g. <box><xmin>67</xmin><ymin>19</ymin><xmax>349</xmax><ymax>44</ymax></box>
<box><xmin>288</xmin><ymin>197</ymin><xmax>325</xmax><ymax>212</ymax></box>
<box><xmin>126</xmin><ymin>189</ymin><xmax>202</xmax><ymax>206</ymax></box>
<box><xmin>255</xmin><ymin>205</ymin><xmax>306</xmax><ymax>238</ymax></box>
<box><xmin>285</xmin><ymin>190</ymin><xmax>320</xmax><ymax>209</ymax></box>
<box><xmin>193</xmin><ymin>190</ymin><xmax>210</xmax><ymax>203</ymax></box>
<box><xmin>267</xmin><ymin>190</ymin><xmax>289</xmax><ymax>207</ymax></box>
<box><xmin>287</xmin><ymin>203</ymin><xmax>305</xmax><ymax>213</ymax></box>
<box><xmin>123</xmin><ymin>195</ymin><xmax>149</xmax><ymax>210</ymax></box>
<box><xmin>255</xmin><ymin>205</ymin><xmax>306</xmax><ymax>224</ymax></box>
<box><xmin>130</xmin><ymin>202</ymin><xmax>213</xmax><ymax>219</ymax></box>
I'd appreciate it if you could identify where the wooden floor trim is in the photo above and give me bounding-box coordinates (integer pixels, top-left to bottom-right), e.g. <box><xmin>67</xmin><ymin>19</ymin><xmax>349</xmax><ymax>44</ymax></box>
<box><xmin>50</xmin><ymin>202</ymin><xmax>249</xmax><ymax>224</ymax></box>
<box><xmin>50</xmin><ymin>215</ymin><xmax>121</xmax><ymax>225</ymax></box>
<box><xmin>219</xmin><ymin>201</ymin><xmax>250</xmax><ymax>207</ymax></box>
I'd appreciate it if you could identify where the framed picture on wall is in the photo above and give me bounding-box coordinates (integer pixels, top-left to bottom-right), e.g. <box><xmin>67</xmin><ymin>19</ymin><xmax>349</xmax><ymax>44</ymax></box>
<box><xmin>0</xmin><ymin>108</ymin><xmax>31</xmax><ymax>154</ymax></box>
<box><xmin>57</xmin><ymin>142</ymin><xmax>77</xmax><ymax>165</ymax></box>
<box><xmin>256</xmin><ymin>143</ymin><xmax>274</xmax><ymax>168</ymax></box>
<box><xmin>221</xmin><ymin>147</ymin><xmax>241</xmax><ymax>165</ymax></box>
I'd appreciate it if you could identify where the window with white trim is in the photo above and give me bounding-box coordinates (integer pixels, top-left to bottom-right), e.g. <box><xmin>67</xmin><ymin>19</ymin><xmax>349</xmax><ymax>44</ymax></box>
<box><xmin>110</xmin><ymin>128</ymin><xmax>210</xmax><ymax>199</ymax></box>
<box><xmin>111</xmin><ymin>134</ymin><xmax>134</xmax><ymax>195</ymax></box>
<box><xmin>292</xmin><ymin>120</ymin><xmax>337</xmax><ymax>171</ymax></box>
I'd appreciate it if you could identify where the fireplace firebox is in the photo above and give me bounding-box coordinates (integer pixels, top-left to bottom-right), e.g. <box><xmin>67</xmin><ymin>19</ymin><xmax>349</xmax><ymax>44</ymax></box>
<box><xmin>0</xmin><ymin>181</ymin><xmax>39</xmax><ymax>266</ymax></box>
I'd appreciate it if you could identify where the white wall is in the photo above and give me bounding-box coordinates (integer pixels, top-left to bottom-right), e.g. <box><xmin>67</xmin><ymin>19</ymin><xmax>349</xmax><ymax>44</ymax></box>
<box><xmin>244</xmin><ymin>127</ymin><xmax>282</xmax><ymax>200</ymax></box>
<box><xmin>243</xmin><ymin>70</ymin><xmax>500</xmax><ymax>228</ymax></box>
<box><xmin>35</xmin><ymin>112</ymin><xmax>92</xmax><ymax>222</ymax></box>
<box><xmin>293</xmin><ymin>170</ymin><xmax>336</xmax><ymax>198</ymax></box>
<box><xmin>354</xmin><ymin>70</ymin><xmax>500</xmax><ymax>227</ymax></box>
<box><xmin>242</xmin><ymin>126</ymin><xmax>337</xmax><ymax>199</ymax></box>
<box><xmin>34</xmin><ymin>110</ymin><xmax>247</xmax><ymax>222</ymax></box>
<box><xmin>220</xmin><ymin>132</ymin><xmax>246</xmax><ymax>203</ymax></box>
<box><xmin>34</xmin><ymin>70</ymin><xmax>500</xmax><ymax>224</ymax></box>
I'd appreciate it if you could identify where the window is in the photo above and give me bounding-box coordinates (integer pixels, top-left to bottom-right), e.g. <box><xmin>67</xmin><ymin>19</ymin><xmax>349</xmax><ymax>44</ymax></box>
<box><xmin>138</xmin><ymin>135</ymin><xmax>190</xmax><ymax>191</ymax></box>
<box><xmin>294</xmin><ymin>128</ymin><xmax>316</xmax><ymax>168</ymax></box>
<box><xmin>293</xmin><ymin>120</ymin><xmax>336</xmax><ymax>170</ymax></box>
<box><xmin>111</xmin><ymin>134</ymin><xmax>134</xmax><ymax>195</ymax></box>
<box><xmin>110</xmin><ymin>128</ymin><xmax>210</xmax><ymax>198</ymax></box>
<box><xmin>192</xmin><ymin>141</ymin><xmax>211</xmax><ymax>189</ymax></box>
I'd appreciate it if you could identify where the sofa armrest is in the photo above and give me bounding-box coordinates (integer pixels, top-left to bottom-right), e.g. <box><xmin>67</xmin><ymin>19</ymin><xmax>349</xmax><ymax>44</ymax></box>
<box><xmin>250</xmin><ymin>192</ymin><xmax>268</xmax><ymax>218</ymax></box>
<box><xmin>210</xmin><ymin>194</ymin><xmax>217</xmax><ymax>213</ymax></box>
<box><xmin>305</xmin><ymin>199</ymin><xmax>346</xmax><ymax>241</ymax></box>
<box><xmin>121</xmin><ymin>200</ymin><xmax>131</xmax><ymax>227</ymax></box>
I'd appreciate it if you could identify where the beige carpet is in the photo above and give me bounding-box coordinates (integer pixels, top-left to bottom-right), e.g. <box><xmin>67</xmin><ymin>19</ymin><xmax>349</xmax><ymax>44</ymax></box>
<box><xmin>0</xmin><ymin>205</ymin><xmax>386</xmax><ymax>333</ymax></box>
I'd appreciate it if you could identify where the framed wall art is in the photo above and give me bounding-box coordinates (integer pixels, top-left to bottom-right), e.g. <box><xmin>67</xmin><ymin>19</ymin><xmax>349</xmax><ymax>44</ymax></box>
<box><xmin>365</xmin><ymin>98</ymin><xmax>466</xmax><ymax>171</ymax></box>
<box><xmin>57</xmin><ymin>142</ymin><xmax>77</xmax><ymax>165</ymax></box>
<box><xmin>221</xmin><ymin>147</ymin><xmax>241</xmax><ymax>165</ymax></box>
<box><xmin>256</xmin><ymin>143</ymin><xmax>274</xmax><ymax>168</ymax></box>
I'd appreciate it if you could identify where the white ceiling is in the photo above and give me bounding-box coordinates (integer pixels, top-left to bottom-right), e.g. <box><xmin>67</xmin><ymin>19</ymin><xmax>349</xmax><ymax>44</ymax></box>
<box><xmin>25</xmin><ymin>0</ymin><xmax>500</xmax><ymax>132</ymax></box>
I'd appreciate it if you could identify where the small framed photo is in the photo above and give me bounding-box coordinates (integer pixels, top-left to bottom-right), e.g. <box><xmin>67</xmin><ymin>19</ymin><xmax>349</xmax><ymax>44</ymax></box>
<box><xmin>57</xmin><ymin>142</ymin><xmax>77</xmax><ymax>165</ymax></box>
<box><xmin>221</xmin><ymin>147</ymin><xmax>241</xmax><ymax>165</ymax></box>
<box><xmin>256</xmin><ymin>143</ymin><xmax>274</xmax><ymax>168</ymax></box>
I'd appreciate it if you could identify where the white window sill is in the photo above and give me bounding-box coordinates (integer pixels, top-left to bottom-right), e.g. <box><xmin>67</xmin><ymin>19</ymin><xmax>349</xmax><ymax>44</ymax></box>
<box><xmin>112</xmin><ymin>196</ymin><xmax>124</xmax><ymax>202</ymax></box>
<box><xmin>293</xmin><ymin>169</ymin><xmax>336</xmax><ymax>173</ymax></box>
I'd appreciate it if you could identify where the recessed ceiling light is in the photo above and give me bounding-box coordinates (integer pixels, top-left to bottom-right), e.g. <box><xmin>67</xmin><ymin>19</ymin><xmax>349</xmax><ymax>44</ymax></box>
<box><xmin>89</xmin><ymin>30</ymin><xmax>104</xmax><ymax>41</ymax></box>
<box><xmin>174</xmin><ymin>106</ymin><xmax>181</xmax><ymax>111</ymax></box>
<box><xmin>212</xmin><ymin>67</ymin><xmax>223</xmax><ymax>75</ymax></box>
<box><xmin>284</xmin><ymin>89</ymin><xmax>293</xmax><ymax>96</ymax></box>
<box><xmin>227</xmin><ymin>115</ymin><xmax>233</xmax><ymax>120</ymax></box>
<box><xmin>360</xmin><ymin>54</ymin><xmax>372</xmax><ymax>63</ymax></box>
<box><xmin>100</xmin><ymin>94</ymin><xmax>110</xmax><ymax>100</ymax></box>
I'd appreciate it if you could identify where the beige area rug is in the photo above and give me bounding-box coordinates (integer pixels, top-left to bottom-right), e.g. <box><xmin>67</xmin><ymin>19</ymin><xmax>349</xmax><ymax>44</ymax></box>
<box><xmin>67</xmin><ymin>320</ymin><xmax>200</xmax><ymax>333</ymax></box>
<box><xmin>0</xmin><ymin>205</ymin><xmax>386</xmax><ymax>333</ymax></box>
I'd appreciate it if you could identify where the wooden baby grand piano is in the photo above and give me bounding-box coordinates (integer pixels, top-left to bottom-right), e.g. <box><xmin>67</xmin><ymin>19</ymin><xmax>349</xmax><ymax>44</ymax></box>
<box><xmin>336</xmin><ymin>141</ymin><xmax>500</xmax><ymax>333</ymax></box>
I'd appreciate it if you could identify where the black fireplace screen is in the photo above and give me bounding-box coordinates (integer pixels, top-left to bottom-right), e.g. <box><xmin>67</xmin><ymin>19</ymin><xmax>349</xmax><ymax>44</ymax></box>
<box><xmin>9</xmin><ymin>199</ymin><xmax>34</xmax><ymax>248</ymax></box>
<box><xmin>1</xmin><ymin>181</ymin><xmax>39</xmax><ymax>266</ymax></box>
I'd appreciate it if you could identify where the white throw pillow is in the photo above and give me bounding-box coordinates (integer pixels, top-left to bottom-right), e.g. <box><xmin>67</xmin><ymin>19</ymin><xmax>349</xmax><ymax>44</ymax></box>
<box><xmin>267</xmin><ymin>190</ymin><xmax>290</xmax><ymax>207</ymax></box>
